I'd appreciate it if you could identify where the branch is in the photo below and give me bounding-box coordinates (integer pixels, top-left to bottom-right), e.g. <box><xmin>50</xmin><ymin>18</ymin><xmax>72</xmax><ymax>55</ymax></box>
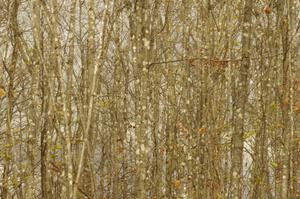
<box><xmin>148</xmin><ymin>52</ymin><xmax>284</xmax><ymax>66</ymax></box>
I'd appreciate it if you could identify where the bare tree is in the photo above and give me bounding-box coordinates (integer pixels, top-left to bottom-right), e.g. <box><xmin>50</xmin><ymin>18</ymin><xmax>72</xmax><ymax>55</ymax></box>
<box><xmin>1</xmin><ymin>0</ymin><xmax>300</xmax><ymax>198</ymax></box>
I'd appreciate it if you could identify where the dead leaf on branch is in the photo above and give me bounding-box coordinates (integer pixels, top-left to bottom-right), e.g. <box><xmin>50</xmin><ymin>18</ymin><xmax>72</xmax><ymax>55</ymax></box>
<box><xmin>174</xmin><ymin>180</ymin><xmax>181</xmax><ymax>189</ymax></box>
<box><xmin>282</xmin><ymin>98</ymin><xmax>289</xmax><ymax>107</ymax></box>
<box><xmin>264</xmin><ymin>5</ymin><xmax>272</xmax><ymax>15</ymax></box>
<box><xmin>0</xmin><ymin>87</ymin><xmax>5</xmax><ymax>97</ymax></box>
<box><xmin>198</xmin><ymin>127</ymin><xmax>207</xmax><ymax>136</ymax></box>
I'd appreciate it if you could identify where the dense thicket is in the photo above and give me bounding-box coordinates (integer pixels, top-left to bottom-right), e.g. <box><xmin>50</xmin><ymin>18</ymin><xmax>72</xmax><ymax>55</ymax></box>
<box><xmin>1</xmin><ymin>0</ymin><xmax>300</xmax><ymax>198</ymax></box>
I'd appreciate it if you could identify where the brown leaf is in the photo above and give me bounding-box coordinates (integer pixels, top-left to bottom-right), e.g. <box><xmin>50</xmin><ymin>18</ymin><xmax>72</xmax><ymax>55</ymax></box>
<box><xmin>295</xmin><ymin>80</ymin><xmax>300</xmax><ymax>90</ymax></box>
<box><xmin>264</xmin><ymin>6</ymin><xmax>272</xmax><ymax>14</ymax></box>
<box><xmin>188</xmin><ymin>59</ymin><xmax>196</xmax><ymax>66</ymax></box>
<box><xmin>293</xmin><ymin>104</ymin><xmax>300</xmax><ymax>113</ymax></box>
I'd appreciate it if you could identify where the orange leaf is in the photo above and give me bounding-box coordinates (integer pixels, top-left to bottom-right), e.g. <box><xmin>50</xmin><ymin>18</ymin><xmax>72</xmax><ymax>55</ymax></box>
<box><xmin>188</xmin><ymin>59</ymin><xmax>196</xmax><ymax>66</ymax></box>
<box><xmin>174</xmin><ymin>180</ymin><xmax>181</xmax><ymax>189</ymax></box>
<box><xmin>282</xmin><ymin>98</ymin><xmax>289</xmax><ymax>106</ymax></box>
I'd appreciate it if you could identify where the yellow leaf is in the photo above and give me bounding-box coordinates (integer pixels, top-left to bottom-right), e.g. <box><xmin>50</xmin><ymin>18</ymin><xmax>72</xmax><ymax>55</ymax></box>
<box><xmin>54</xmin><ymin>144</ymin><xmax>62</xmax><ymax>150</ymax></box>
<box><xmin>243</xmin><ymin>131</ymin><xmax>256</xmax><ymax>140</ymax></box>
<box><xmin>271</xmin><ymin>162</ymin><xmax>278</xmax><ymax>169</ymax></box>
<box><xmin>270</xmin><ymin>101</ymin><xmax>277</xmax><ymax>109</ymax></box>
<box><xmin>99</xmin><ymin>100</ymin><xmax>109</xmax><ymax>108</ymax></box>
<box><xmin>0</xmin><ymin>88</ymin><xmax>5</xmax><ymax>97</ymax></box>
<box><xmin>4</xmin><ymin>143</ymin><xmax>12</xmax><ymax>148</ymax></box>
<box><xmin>216</xmin><ymin>193</ymin><xmax>223</xmax><ymax>199</ymax></box>
<box><xmin>198</xmin><ymin>127</ymin><xmax>207</xmax><ymax>136</ymax></box>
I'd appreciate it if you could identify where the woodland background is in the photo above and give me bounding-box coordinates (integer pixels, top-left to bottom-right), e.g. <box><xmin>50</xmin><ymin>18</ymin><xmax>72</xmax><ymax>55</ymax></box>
<box><xmin>0</xmin><ymin>0</ymin><xmax>300</xmax><ymax>198</ymax></box>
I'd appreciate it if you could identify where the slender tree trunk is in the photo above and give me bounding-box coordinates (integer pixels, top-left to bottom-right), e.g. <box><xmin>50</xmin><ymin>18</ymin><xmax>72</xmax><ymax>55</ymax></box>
<box><xmin>231</xmin><ymin>0</ymin><xmax>253</xmax><ymax>198</ymax></box>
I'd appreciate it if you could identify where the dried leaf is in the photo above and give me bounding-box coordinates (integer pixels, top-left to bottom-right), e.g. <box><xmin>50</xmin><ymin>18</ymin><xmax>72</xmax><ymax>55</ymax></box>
<box><xmin>293</xmin><ymin>105</ymin><xmax>300</xmax><ymax>113</ymax></box>
<box><xmin>174</xmin><ymin>180</ymin><xmax>181</xmax><ymax>189</ymax></box>
<box><xmin>294</xmin><ymin>80</ymin><xmax>300</xmax><ymax>90</ymax></box>
<box><xmin>282</xmin><ymin>98</ymin><xmax>289</xmax><ymax>106</ymax></box>
<box><xmin>198</xmin><ymin>127</ymin><xmax>207</xmax><ymax>136</ymax></box>
<box><xmin>0</xmin><ymin>88</ymin><xmax>5</xmax><ymax>97</ymax></box>
<box><xmin>264</xmin><ymin>6</ymin><xmax>272</xmax><ymax>14</ymax></box>
<box><xmin>188</xmin><ymin>59</ymin><xmax>196</xmax><ymax>66</ymax></box>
